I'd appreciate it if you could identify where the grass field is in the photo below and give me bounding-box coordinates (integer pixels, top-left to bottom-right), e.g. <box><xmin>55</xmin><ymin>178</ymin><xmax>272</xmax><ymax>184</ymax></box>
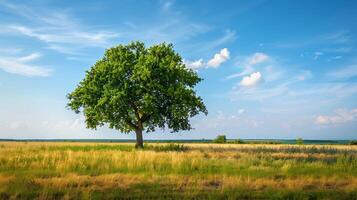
<box><xmin>0</xmin><ymin>142</ymin><xmax>356</xmax><ymax>199</ymax></box>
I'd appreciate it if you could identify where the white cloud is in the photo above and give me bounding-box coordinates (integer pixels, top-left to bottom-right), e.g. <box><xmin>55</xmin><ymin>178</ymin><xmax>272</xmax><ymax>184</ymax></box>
<box><xmin>238</xmin><ymin>109</ymin><xmax>245</xmax><ymax>114</ymax></box>
<box><xmin>8</xmin><ymin>25</ymin><xmax>118</xmax><ymax>48</ymax></box>
<box><xmin>240</xmin><ymin>72</ymin><xmax>262</xmax><ymax>87</ymax></box>
<box><xmin>0</xmin><ymin>53</ymin><xmax>51</xmax><ymax>77</ymax></box>
<box><xmin>327</xmin><ymin>56</ymin><xmax>343</xmax><ymax>62</ymax></box>
<box><xmin>1</xmin><ymin>2</ymin><xmax>118</xmax><ymax>55</ymax></box>
<box><xmin>0</xmin><ymin>1</ymin><xmax>213</xmax><ymax>59</ymax></box>
<box><xmin>315</xmin><ymin>116</ymin><xmax>330</xmax><ymax>125</ymax></box>
<box><xmin>315</xmin><ymin>109</ymin><xmax>357</xmax><ymax>125</ymax></box>
<box><xmin>248</xmin><ymin>53</ymin><xmax>269</xmax><ymax>65</ymax></box>
<box><xmin>207</xmin><ymin>48</ymin><xmax>230</xmax><ymax>68</ymax></box>
<box><xmin>183</xmin><ymin>59</ymin><xmax>204</xmax><ymax>69</ymax></box>
<box><xmin>185</xmin><ymin>48</ymin><xmax>230</xmax><ymax>69</ymax></box>
<box><xmin>17</xmin><ymin>53</ymin><xmax>41</xmax><ymax>62</ymax></box>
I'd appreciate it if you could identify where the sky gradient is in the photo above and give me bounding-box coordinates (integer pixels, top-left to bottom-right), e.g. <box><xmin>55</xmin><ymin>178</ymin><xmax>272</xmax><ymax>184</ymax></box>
<box><xmin>0</xmin><ymin>0</ymin><xmax>356</xmax><ymax>140</ymax></box>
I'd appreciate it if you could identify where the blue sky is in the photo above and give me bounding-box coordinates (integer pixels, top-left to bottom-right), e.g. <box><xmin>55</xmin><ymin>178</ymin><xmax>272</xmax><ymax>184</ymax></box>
<box><xmin>0</xmin><ymin>0</ymin><xmax>356</xmax><ymax>140</ymax></box>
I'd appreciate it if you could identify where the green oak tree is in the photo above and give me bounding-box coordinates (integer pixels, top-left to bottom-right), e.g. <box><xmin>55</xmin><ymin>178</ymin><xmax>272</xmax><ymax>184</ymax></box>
<box><xmin>67</xmin><ymin>41</ymin><xmax>207</xmax><ymax>148</ymax></box>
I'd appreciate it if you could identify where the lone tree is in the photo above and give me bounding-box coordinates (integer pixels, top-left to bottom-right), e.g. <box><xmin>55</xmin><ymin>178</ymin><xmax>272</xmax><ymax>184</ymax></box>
<box><xmin>67</xmin><ymin>41</ymin><xmax>207</xmax><ymax>148</ymax></box>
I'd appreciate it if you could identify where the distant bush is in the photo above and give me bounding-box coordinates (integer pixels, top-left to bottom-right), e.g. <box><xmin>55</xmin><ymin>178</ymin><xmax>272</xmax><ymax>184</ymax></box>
<box><xmin>213</xmin><ymin>135</ymin><xmax>227</xmax><ymax>143</ymax></box>
<box><xmin>349</xmin><ymin>140</ymin><xmax>357</xmax><ymax>145</ymax></box>
<box><xmin>296</xmin><ymin>138</ymin><xmax>304</xmax><ymax>145</ymax></box>
<box><xmin>229</xmin><ymin>139</ymin><xmax>245</xmax><ymax>144</ymax></box>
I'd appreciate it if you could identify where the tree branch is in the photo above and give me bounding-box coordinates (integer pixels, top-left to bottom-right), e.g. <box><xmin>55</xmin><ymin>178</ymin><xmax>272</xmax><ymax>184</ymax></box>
<box><xmin>130</xmin><ymin>101</ymin><xmax>141</xmax><ymax>120</ymax></box>
<box><xmin>141</xmin><ymin>113</ymin><xmax>151</xmax><ymax>123</ymax></box>
<box><xmin>126</xmin><ymin>119</ymin><xmax>138</xmax><ymax>129</ymax></box>
<box><xmin>125</xmin><ymin>109</ymin><xmax>139</xmax><ymax>129</ymax></box>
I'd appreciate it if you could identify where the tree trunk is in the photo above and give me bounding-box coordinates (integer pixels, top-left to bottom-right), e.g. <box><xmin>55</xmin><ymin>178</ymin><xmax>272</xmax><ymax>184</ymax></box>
<box><xmin>135</xmin><ymin>128</ymin><xmax>144</xmax><ymax>148</ymax></box>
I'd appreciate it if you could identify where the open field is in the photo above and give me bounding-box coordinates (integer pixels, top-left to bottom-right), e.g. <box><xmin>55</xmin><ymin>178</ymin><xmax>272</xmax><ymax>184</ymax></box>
<box><xmin>0</xmin><ymin>142</ymin><xmax>356</xmax><ymax>199</ymax></box>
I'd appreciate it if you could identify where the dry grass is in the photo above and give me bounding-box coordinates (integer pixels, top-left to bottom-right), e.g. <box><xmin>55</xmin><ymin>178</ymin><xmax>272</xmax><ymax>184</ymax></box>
<box><xmin>0</xmin><ymin>142</ymin><xmax>356</xmax><ymax>199</ymax></box>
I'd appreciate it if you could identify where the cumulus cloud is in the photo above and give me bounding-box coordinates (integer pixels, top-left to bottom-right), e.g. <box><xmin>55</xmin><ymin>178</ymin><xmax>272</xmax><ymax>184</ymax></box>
<box><xmin>184</xmin><ymin>48</ymin><xmax>230</xmax><ymax>69</ymax></box>
<box><xmin>315</xmin><ymin>108</ymin><xmax>357</xmax><ymax>125</ymax></box>
<box><xmin>0</xmin><ymin>53</ymin><xmax>51</xmax><ymax>77</ymax></box>
<box><xmin>183</xmin><ymin>59</ymin><xmax>204</xmax><ymax>69</ymax></box>
<box><xmin>207</xmin><ymin>48</ymin><xmax>230</xmax><ymax>68</ymax></box>
<box><xmin>240</xmin><ymin>72</ymin><xmax>263</xmax><ymax>87</ymax></box>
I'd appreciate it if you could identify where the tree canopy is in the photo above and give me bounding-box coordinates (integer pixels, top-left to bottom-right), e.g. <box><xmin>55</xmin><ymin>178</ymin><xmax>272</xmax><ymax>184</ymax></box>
<box><xmin>67</xmin><ymin>41</ymin><xmax>207</xmax><ymax>148</ymax></box>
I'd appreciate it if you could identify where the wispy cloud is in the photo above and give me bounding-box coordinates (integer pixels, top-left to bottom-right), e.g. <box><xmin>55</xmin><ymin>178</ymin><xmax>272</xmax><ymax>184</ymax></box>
<box><xmin>275</xmin><ymin>30</ymin><xmax>352</xmax><ymax>49</ymax></box>
<box><xmin>0</xmin><ymin>53</ymin><xmax>52</xmax><ymax>77</ymax></box>
<box><xmin>323</xmin><ymin>47</ymin><xmax>352</xmax><ymax>53</ymax></box>
<box><xmin>289</xmin><ymin>83</ymin><xmax>357</xmax><ymax>99</ymax></box>
<box><xmin>204</xmin><ymin>29</ymin><xmax>237</xmax><ymax>50</ymax></box>
<box><xmin>8</xmin><ymin>25</ymin><xmax>118</xmax><ymax>47</ymax></box>
<box><xmin>327</xmin><ymin>65</ymin><xmax>357</xmax><ymax>79</ymax></box>
<box><xmin>230</xmin><ymin>70</ymin><xmax>344</xmax><ymax>102</ymax></box>
<box><xmin>297</xmin><ymin>70</ymin><xmax>312</xmax><ymax>81</ymax></box>
<box><xmin>0</xmin><ymin>1</ymin><xmax>214</xmax><ymax>58</ymax></box>
<box><xmin>226</xmin><ymin>52</ymin><xmax>270</xmax><ymax>79</ymax></box>
<box><xmin>0</xmin><ymin>2</ymin><xmax>119</xmax><ymax>55</ymax></box>
<box><xmin>230</xmin><ymin>81</ymin><xmax>290</xmax><ymax>101</ymax></box>
<box><xmin>315</xmin><ymin>109</ymin><xmax>357</xmax><ymax>125</ymax></box>
<box><xmin>160</xmin><ymin>0</ymin><xmax>175</xmax><ymax>11</ymax></box>
<box><xmin>321</xmin><ymin>31</ymin><xmax>351</xmax><ymax>44</ymax></box>
<box><xmin>135</xmin><ymin>20</ymin><xmax>210</xmax><ymax>44</ymax></box>
<box><xmin>248</xmin><ymin>53</ymin><xmax>269</xmax><ymax>65</ymax></box>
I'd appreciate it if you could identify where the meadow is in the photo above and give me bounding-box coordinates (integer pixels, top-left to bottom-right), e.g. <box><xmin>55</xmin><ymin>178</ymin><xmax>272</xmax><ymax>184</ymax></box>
<box><xmin>0</xmin><ymin>142</ymin><xmax>356</xmax><ymax>199</ymax></box>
